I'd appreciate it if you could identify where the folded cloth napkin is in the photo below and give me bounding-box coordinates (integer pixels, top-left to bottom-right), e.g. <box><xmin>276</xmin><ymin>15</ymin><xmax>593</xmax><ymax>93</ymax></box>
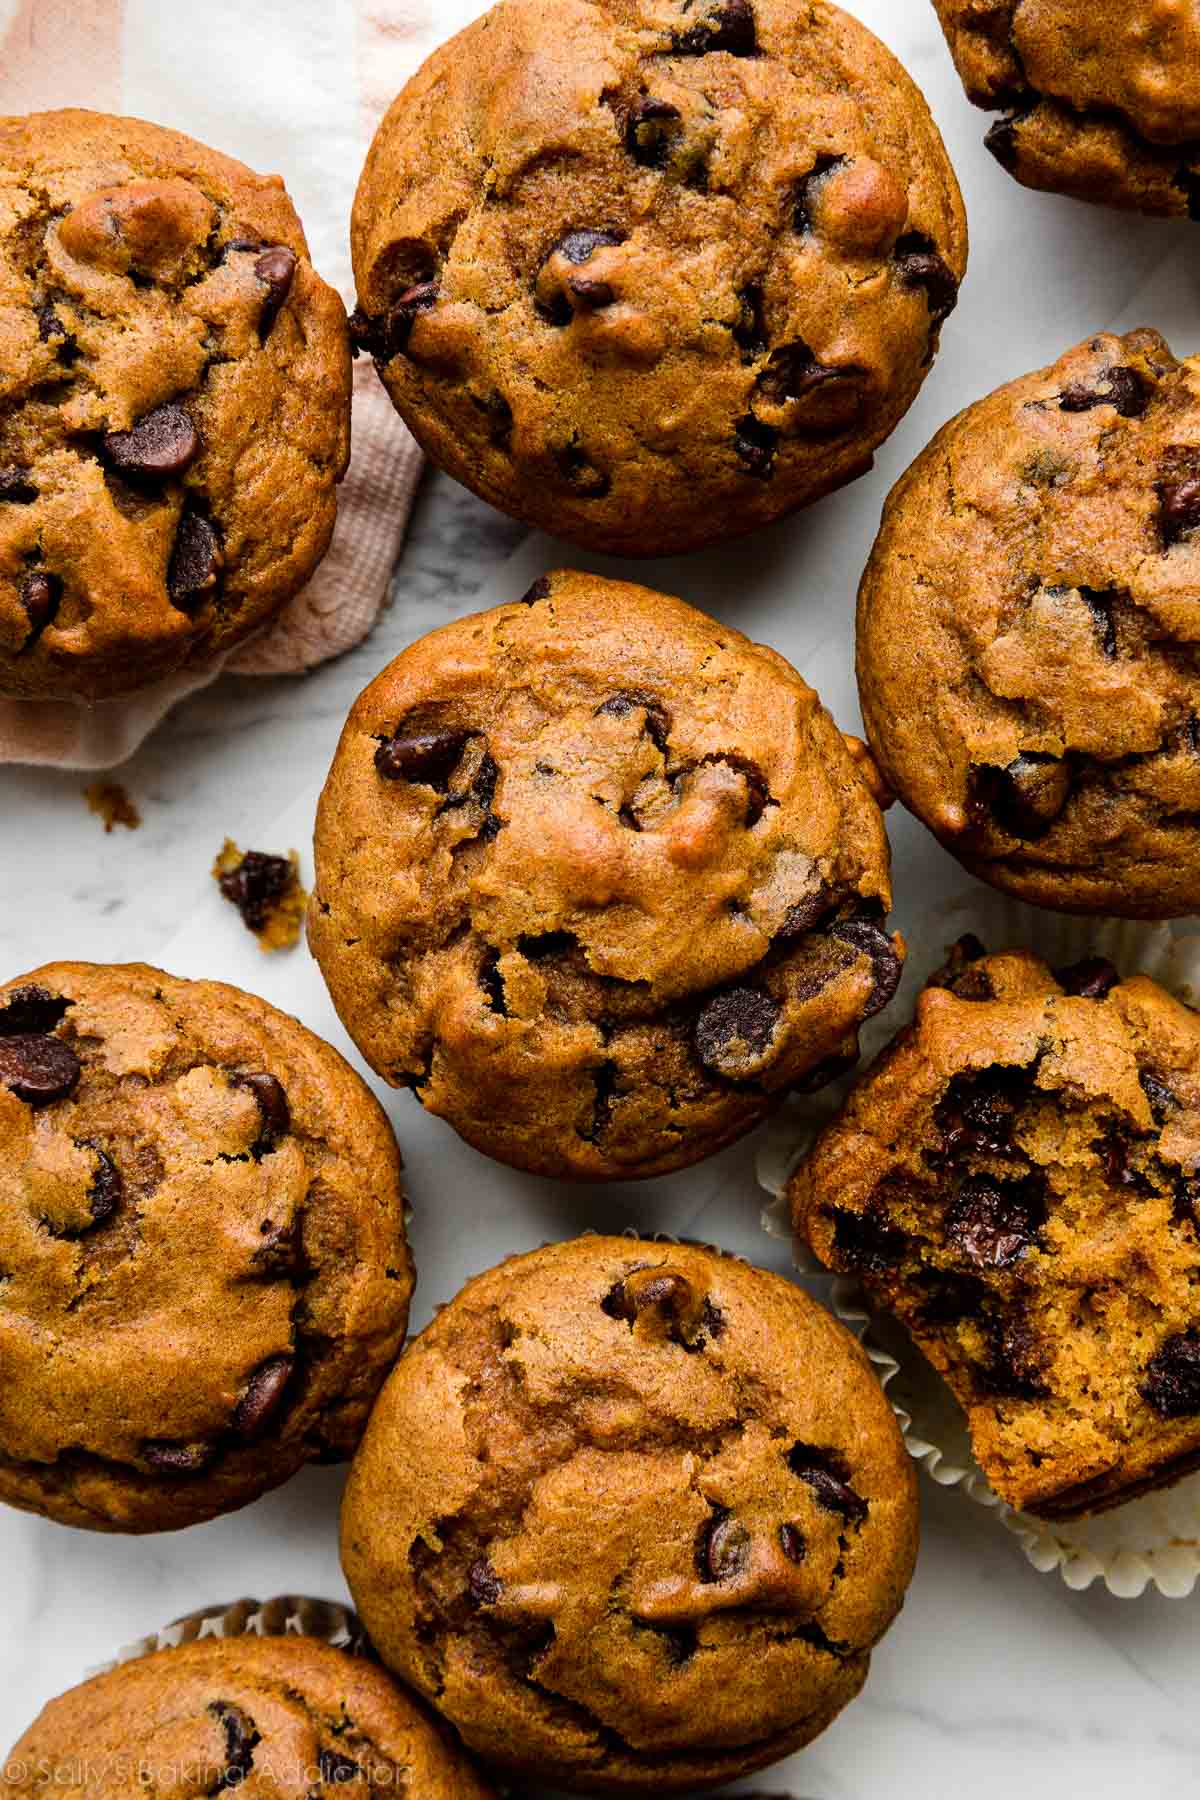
<box><xmin>0</xmin><ymin>0</ymin><xmax>488</xmax><ymax>768</ymax></box>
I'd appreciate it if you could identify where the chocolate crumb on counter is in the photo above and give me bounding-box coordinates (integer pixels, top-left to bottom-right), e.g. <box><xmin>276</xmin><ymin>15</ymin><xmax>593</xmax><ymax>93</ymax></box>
<box><xmin>213</xmin><ymin>839</ymin><xmax>307</xmax><ymax>951</ymax></box>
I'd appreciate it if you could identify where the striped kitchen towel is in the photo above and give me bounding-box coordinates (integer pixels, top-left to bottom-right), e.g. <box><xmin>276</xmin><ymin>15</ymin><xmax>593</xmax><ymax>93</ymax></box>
<box><xmin>0</xmin><ymin>0</ymin><xmax>488</xmax><ymax>766</ymax></box>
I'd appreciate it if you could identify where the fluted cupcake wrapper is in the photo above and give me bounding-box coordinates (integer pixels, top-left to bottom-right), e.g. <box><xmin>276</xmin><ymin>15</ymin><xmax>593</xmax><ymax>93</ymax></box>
<box><xmin>759</xmin><ymin>887</ymin><xmax>1200</xmax><ymax>1600</ymax></box>
<box><xmin>95</xmin><ymin>1596</ymin><xmax>370</xmax><ymax>1676</ymax></box>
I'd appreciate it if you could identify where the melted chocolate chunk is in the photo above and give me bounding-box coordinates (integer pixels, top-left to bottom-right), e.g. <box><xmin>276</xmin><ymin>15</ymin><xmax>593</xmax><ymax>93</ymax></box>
<box><xmin>1055</xmin><ymin>956</ymin><xmax>1119</xmax><ymax>1000</ymax></box>
<box><xmin>84</xmin><ymin>1144</ymin><xmax>123</xmax><ymax>1225</ymax></box>
<box><xmin>626</xmin><ymin>96</ymin><xmax>683</xmax><ymax>167</ymax></box>
<box><xmin>775</xmin><ymin>885</ymin><xmax>837</xmax><ymax>942</ymax></box>
<box><xmin>0</xmin><ymin>986</ymin><xmax>71</xmax><ymax>1036</ymax></box>
<box><xmin>1141</xmin><ymin>1333</ymin><xmax>1200</xmax><ymax>1418</ymax></box>
<box><xmin>102</xmin><ymin>403</ymin><xmax>199</xmax><ymax>477</ymax></box>
<box><xmin>980</xmin><ymin>1314</ymin><xmax>1048</xmax><ymax>1399</ymax></box>
<box><xmin>1139</xmin><ymin>1069</ymin><xmax>1179</xmax><ymax>1125</ymax></box>
<box><xmin>217</xmin><ymin>849</ymin><xmax>295</xmax><ymax>934</ymax></box>
<box><xmin>468</xmin><ymin>1557</ymin><xmax>503</xmax><ymax>1605</ymax></box>
<box><xmin>697</xmin><ymin>1509</ymin><xmax>750</xmax><ymax>1581</ymax></box>
<box><xmin>1159</xmin><ymin>475</ymin><xmax>1200</xmax><ymax>547</ymax></box>
<box><xmin>210</xmin><ymin>1702</ymin><xmax>259</xmax><ymax>1791</ymax></box>
<box><xmin>732</xmin><ymin>282</ymin><xmax>767</xmax><ymax>356</ymax></box>
<box><xmin>375</xmin><ymin>729</ymin><xmax>470</xmax><ymax>788</ymax></box>
<box><xmin>695</xmin><ymin>986</ymin><xmax>780</xmax><ymax>1073</ymax></box>
<box><xmin>787</xmin><ymin>1444</ymin><xmax>868</xmax><ymax>1522</ymax></box>
<box><xmin>970</xmin><ymin>752</ymin><xmax>1073</xmax><ymax>839</ymax></box>
<box><xmin>521</xmin><ymin>576</ymin><xmax>552</xmax><ymax>605</ymax></box>
<box><xmin>1077</xmin><ymin>587</ymin><xmax>1118</xmax><ymax>657</ymax></box>
<box><xmin>254</xmin><ymin>244</ymin><xmax>298</xmax><ymax>337</ymax></box>
<box><xmin>596</xmin><ymin>689</ymin><xmax>672</xmax><ymax>752</ymax></box>
<box><xmin>1058</xmin><ymin>366</ymin><xmax>1148</xmax><ymax>418</ymax></box>
<box><xmin>793</xmin><ymin>154</ymin><xmax>846</xmax><ymax>233</ymax></box>
<box><xmin>19</xmin><ymin>571</ymin><xmax>62</xmax><ymax>646</ymax></box>
<box><xmin>233</xmin><ymin>1070</ymin><xmax>291</xmax><ymax>1148</ymax></box>
<box><xmin>734</xmin><ymin>414</ymin><xmax>777</xmax><ymax>478</ymax></box>
<box><xmin>935</xmin><ymin>1065</ymin><xmax>1030</xmax><ymax>1158</ymax></box>
<box><xmin>168</xmin><ymin>509</ymin><xmax>222</xmax><ymax>611</ymax></box>
<box><xmin>673</xmin><ymin>0</ymin><xmax>757</xmax><ymax>55</ymax></box>
<box><xmin>893</xmin><ymin>232</ymin><xmax>959</xmax><ymax>327</ymax></box>
<box><xmin>828</xmin><ymin>1200</ymin><xmax>906</xmax><ymax>1274</ymax></box>
<box><xmin>231</xmin><ymin>1354</ymin><xmax>295</xmax><ymax>1440</ymax></box>
<box><xmin>829</xmin><ymin>917</ymin><xmax>903</xmax><ymax>1017</ymax></box>
<box><xmin>945</xmin><ymin>1173</ymin><xmax>1044</xmax><ymax>1269</ymax></box>
<box><xmin>779</xmin><ymin>1523</ymin><xmax>806</xmax><ymax>1562</ymax></box>
<box><xmin>0</xmin><ymin>1034</ymin><xmax>81</xmax><ymax>1107</ymax></box>
<box><xmin>143</xmin><ymin>1438</ymin><xmax>217</xmax><ymax>1475</ymax></box>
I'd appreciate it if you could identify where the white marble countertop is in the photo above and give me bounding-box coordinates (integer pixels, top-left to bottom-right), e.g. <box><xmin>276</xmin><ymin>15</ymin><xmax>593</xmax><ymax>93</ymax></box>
<box><xmin>3</xmin><ymin>2</ymin><xmax>1200</xmax><ymax>1794</ymax></box>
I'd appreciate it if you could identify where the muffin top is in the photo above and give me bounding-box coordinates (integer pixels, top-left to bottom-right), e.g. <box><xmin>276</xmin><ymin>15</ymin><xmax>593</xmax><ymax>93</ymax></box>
<box><xmin>3</xmin><ymin>1635</ymin><xmax>496</xmax><ymax>1800</ymax></box>
<box><xmin>341</xmin><ymin>1235</ymin><xmax>919</xmax><ymax>1793</ymax></box>
<box><xmin>790</xmin><ymin>942</ymin><xmax>1200</xmax><ymax>1517</ymax></box>
<box><xmin>858</xmin><ymin>329</ymin><xmax>1200</xmax><ymax>917</ymax></box>
<box><xmin>934</xmin><ymin>1</ymin><xmax>1200</xmax><ymax>215</ymax></box>
<box><xmin>350</xmin><ymin>0</ymin><xmax>966</xmax><ymax>556</ymax></box>
<box><xmin>0</xmin><ymin>109</ymin><xmax>350</xmax><ymax>701</ymax></box>
<box><xmin>0</xmin><ymin>962</ymin><xmax>411</xmax><ymax>1533</ymax></box>
<box><xmin>310</xmin><ymin>570</ymin><xmax>902</xmax><ymax>1180</ymax></box>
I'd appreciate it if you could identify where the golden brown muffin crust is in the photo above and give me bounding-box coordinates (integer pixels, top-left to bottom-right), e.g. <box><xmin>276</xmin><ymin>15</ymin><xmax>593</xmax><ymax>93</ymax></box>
<box><xmin>341</xmin><ymin>1235</ymin><xmax>919</xmax><ymax>1793</ymax></box>
<box><xmin>350</xmin><ymin>0</ymin><xmax>966</xmax><ymax>556</ymax></box>
<box><xmin>791</xmin><ymin>942</ymin><xmax>1200</xmax><ymax>1519</ymax></box>
<box><xmin>934</xmin><ymin>0</ymin><xmax>1200</xmax><ymax>216</ymax></box>
<box><xmin>0</xmin><ymin>961</ymin><xmax>412</xmax><ymax>1533</ymax></box>
<box><xmin>0</xmin><ymin>110</ymin><xmax>351</xmax><ymax>700</ymax></box>
<box><xmin>858</xmin><ymin>329</ymin><xmax>1200</xmax><ymax>918</ymax></box>
<box><xmin>309</xmin><ymin>570</ymin><xmax>903</xmax><ymax>1180</ymax></box>
<box><xmin>3</xmin><ymin>1635</ymin><xmax>496</xmax><ymax>1800</ymax></box>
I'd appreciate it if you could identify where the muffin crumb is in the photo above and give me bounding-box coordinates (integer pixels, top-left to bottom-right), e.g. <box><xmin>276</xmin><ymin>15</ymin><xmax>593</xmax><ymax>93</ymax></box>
<box><xmin>213</xmin><ymin>840</ymin><xmax>307</xmax><ymax>950</ymax></box>
<box><xmin>85</xmin><ymin>782</ymin><xmax>141</xmax><ymax>833</ymax></box>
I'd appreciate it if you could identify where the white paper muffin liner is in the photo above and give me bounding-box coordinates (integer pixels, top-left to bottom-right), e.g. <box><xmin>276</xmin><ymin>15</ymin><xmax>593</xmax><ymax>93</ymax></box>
<box><xmin>759</xmin><ymin>887</ymin><xmax>1200</xmax><ymax>1599</ymax></box>
<box><xmin>97</xmin><ymin>1594</ymin><xmax>370</xmax><ymax>1674</ymax></box>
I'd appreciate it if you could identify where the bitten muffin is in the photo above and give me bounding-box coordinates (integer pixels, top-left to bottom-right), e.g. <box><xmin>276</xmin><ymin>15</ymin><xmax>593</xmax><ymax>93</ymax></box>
<box><xmin>2</xmin><ymin>1634</ymin><xmax>495</xmax><ymax>1800</ymax></box>
<box><xmin>309</xmin><ymin>571</ymin><xmax>904</xmax><ymax>1181</ymax></box>
<box><xmin>0</xmin><ymin>962</ymin><xmax>412</xmax><ymax>1533</ymax></box>
<box><xmin>349</xmin><ymin>0</ymin><xmax>967</xmax><ymax>557</ymax></box>
<box><xmin>858</xmin><ymin>329</ymin><xmax>1200</xmax><ymax>918</ymax></box>
<box><xmin>341</xmin><ymin>1236</ymin><xmax>919</xmax><ymax>1793</ymax></box>
<box><xmin>791</xmin><ymin>940</ymin><xmax>1200</xmax><ymax>1519</ymax></box>
<box><xmin>934</xmin><ymin>0</ymin><xmax>1200</xmax><ymax>218</ymax></box>
<box><xmin>0</xmin><ymin>109</ymin><xmax>351</xmax><ymax>701</ymax></box>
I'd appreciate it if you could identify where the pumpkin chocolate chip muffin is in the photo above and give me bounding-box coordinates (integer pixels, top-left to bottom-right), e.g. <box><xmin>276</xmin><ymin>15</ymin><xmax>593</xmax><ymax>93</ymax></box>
<box><xmin>2</xmin><ymin>1634</ymin><xmax>496</xmax><ymax>1800</ymax></box>
<box><xmin>0</xmin><ymin>109</ymin><xmax>351</xmax><ymax>700</ymax></box>
<box><xmin>858</xmin><ymin>328</ymin><xmax>1200</xmax><ymax>918</ymax></box>
<box><xmin>341</xmin><ymin>1235</ymin><xmax>919</xmax><ymax>1794</ymax></box>
<box><xmin>309</xmin><ymin>570</ymin><xmax>904</xmax><ymax>1181</ymax></box>
<box><xmin>349</xmin><ymin>0</ymin><xmax>967</xmax><ymax>556</ymax></box>
<box><xmin>0</xmin><ymin>962</ymin><xmax>411</xmax><ymax>1533</ymax></box>
<box><xmin>791</xmin><ymin>941</ymin><xmax>1200</xmax><ymax>1519</ymax></box>
<box><xmin>934</xmin><ymin>0</ymin><xmax>1200</xmax><ymax>218</ymax></box>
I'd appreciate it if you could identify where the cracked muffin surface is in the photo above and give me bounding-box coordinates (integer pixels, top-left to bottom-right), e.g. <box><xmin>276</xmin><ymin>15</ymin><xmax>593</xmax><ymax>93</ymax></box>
<box><xmin>0</xmin><ymin>109</ymin><xmax>351</xmax><ymax>700</ymax></box>
<box><xmin>0</xmin><ymin>961</ymin><xmax>412</xmax><ymax>1533</ymax></box>
<box><xmin>934</xmin><ymin>0</ymin><xmax>1200</xmax><ymax>216</ymax></box>
<box><xmin>340</xmin><ymin>1235</ymin><xmax>918</xmax><ymax>1794</ymax></box>
<box><xmin>858</xmin><ymin>329</ymin><xmax>1200</xmax><ymax>917</ymax></box>
<box><xmin>309</xmin><ymin>570</ymin><xmax>904</xmax><ymax>1181</ymax></box>
<box><xmin>791</xmin><ymin>942</ymin><xmax>1200</xmax><ymax>1519</ymax></box>
<box><xmin>349</xmin><ymin>0</ymin><xmax>966</xmax><ymax>557</ymax></box>
<box><xmin>2</xmin><ymin>1634</ymin><xmax>496</xmax><ymax>1800</ymax></box>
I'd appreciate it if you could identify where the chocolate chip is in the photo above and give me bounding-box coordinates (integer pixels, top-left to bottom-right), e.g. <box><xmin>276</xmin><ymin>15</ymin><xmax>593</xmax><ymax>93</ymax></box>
<box><xmin>776</xmin><ymin>886</ymin><xmax>837</xmax><ymax>942</ymax></box>
<box><xmin>555</xmin><ymin>443</ymin><xmax>611</xmax><ymax>497</ymax></box>
<box><xmin>985</xmin><ymin>113</ymin><xmax>1022</xmax><ymax>173</ymax></box>
<box><xmin>375</xmin><ymin>729</ymin><xmax>470</xmax><ymax>788</ymax></box>
<box><xmin>700</xmin><ymin>1295</ymin><xmax>726</xmax><ymax>1339</ymax></box>
<box><xmin>233</xmin><ymin>1070</ymin><xmax>291</xmax><ymax>1147</ymax></box>
<box><xmin>779</xmin><ymin>1523</ymin><xmax>806</xmax><ymax>1563</ymax></box>
<box><xmin>468</xmin><ymin>1558</ymin><xmax>503</xmax><ymax>1605</ymax></box>
<box><xmin>472</xmin><ymin>752</ymin><xmax>500</xmax><ymax>811</ymax></box>
<box><xmin>318</xmin><ymin>1752</ymin><xmax>361</xmax><ymax>1788</ymax></box>
<box><xmin>693</xmin><ymin>752</ymin><xmax>769</xmax><ymax>826</ymax></box>
<box><xmin>604</xmin><ymin>1270</ymin><xmax>691</xmax><ymax>1324</ymax></box>
<box><xmin>732</xmin><ymin>282</ymin><xmax>768</xmax><ymax>356</ymax></box>
<box><xmin>1159</xmin><ymin>476</ymin><xmax>1200</xmax><ymax>547</ymax></box>
<box><xmin>786</xmin><ymin>1444</ymin><xmax>868</xmax><ymax>1523</ymax></box>
<box><xmin>945</xmin><ymin>1174</ymin><xmax>1044</xmax><ymax>1269</ymax></box>
<box><xmin>1055</xmin><ymin>956</ymin><xmax>1119</xmax><ymax>1000</ymax></box>
<box><xmin>253</xmin><ymin>244</ymin><xmax>297</xmax><ymax>338</ymax></box>
<box><xmin>673</xmin><ymin>0</ymin><xmax>757</xmax><ymax>55</ymax></box>
<box><xmin>168</xmin><ymin>509</ymin><xmax>222</xmax><ymax>611</ymax></box>
<box><xmin>1076</xmin><ymin>587</ymin><xmax>1118</xmax><ymax>657</ymax></box>
<box><xmin>917</xmin><ymin>1271</ymin><xmax>988</xmax><ymax>1326</ymax></box>
<box><xmin>210</xmin><ymin>1702</ymin><xmax>259</xmax><ymax>1791</ymax></box>
<box><xmin>0</xmin><ymin>1034</ymin><xmax>81</xmax><ymax>1108</ymax></box>
<box><xmin>217</xmin><ymin>849</ymin><xmax>295</xmax><ymax>934</ymax></box>
<box><xmin>0</xmin><ymin>468</ymin><xmax>37</xmax><ymax>504</ymax></box>
<box><xmin>697</xmin><ymin>1510</ymin><xmax>750</xmax><ymax>1581</ymax></box>
<box><xmin>102</xmin><ymin>402</ymin><xmax>199</xmax><ymax>477</ymax></box>
<box><xmin>0</xmin><ymin>986</ymin><xmax>70</xmax><ymax>1036</ymax></box>
<box><xmin>1141</xmin><ymin>1333</ymin><xmax>1200</xmax><ymax>1418</ymax></box>
<box><xmin>347</xmin><ymin>306</ymin><xmax>382</xmax><ymax>358</ymax></box>
<box><xmin>1139</xmin><ymin>1069</ymin><xmax>1179</xmax><ymax>1124</ymax></box>
<box><xmin>893</xmin><ymin>233</ymin><xmax>959</xmax><ymax>328</ymax></box>
<box><xmin>1059</xmin><ymin>367</ymin><xmax>1148</xmax><ymax>419</ymax></box>
<box><xmin>479</xmin><ymin>948</ymin><xmax>507</xmax><ymax>1015</ymax></box>
<box><xmin>981</xmin><ymin>1314</ymin><xmax>1047</xmax><ymax>1399</ymax></box>
<box><xmin>793</xmin><ymin>155</ymin><xmax>845</xmax><ymax>233</ymax></box>
<box><xmin>928</xmin><ymin>934</ymin><xmax>992</xmax><ymax>1000</ymax></box>
<box><xmin>1096</xmin><ymin>1123</ymin><xmax>1154</xmax><ymax>1194</ymax></box>
<box><xmin>829</xmin><ymin>917</ymin><xmax>903</xmax><ymax>1017</ymax></box>
<box><xmin>521</xmin><ymin>576</ymin><xmax>552</xmax><ymax>604</ymax></box>
<box><xmin>626</xmin><ymin>97</ymin><xmax>682</xmax><ymax>167</ymax></box>
<box><xmin>935</xmin><ymin>1066</ymin><xmax>1028</xmax><ymax>1158</ymax></box>
<box><xmin>555</xmin><ymin>228</ymin><xmax>627</xmax><ymax>266</ymax></box>
<box><xmin>143</xmin><ymin>1438</ymin><xmax>217</xmax><ymax>1475</ymax></box>
<box><xmin>36</xmin><ymin>303</ymin><xmax>67</xmax><ymax>344</ymax></box>
<box><xmin>19</xmin><ymin>571</ymin><xmax>62</xmax><ymax>646</ymax></box>
<box><xmin>84</xmin><ymin>1144</ymin><xmax>122</xmax><ymax>1225</ymax></box>
<box><xmin>568</xmin><ymin>274</ymin><xmax>616</xmax><ymax>310</ymax></box>
<box><xmin>829</xmin><ymin>1200</ymin><xmax>906</xmax><ymax>1274</ymax></box>
<box><xmin>596</xmin><ymin>690</ymin><xmax>672</xmax><ymax>752</ymax></box>
<box><xmin>695</xmin><ymin>987</ymin><xmax>780</xmax><ymax>1074</ymax></box>
<box><xmin>755</xmin><ymin>339</ymin><xmax>861</xmax><ymax>411</ymax></box>
<box><xmin>232</xmin><ymin>1354</ymin><xmax>295</xmax><ymax>1440</ymax></box>
<box><xmin>734</xmin><ymin>414</ymin><xmax>777</xmax><ymax>478</ymax></box>
<box><xmin>381</xmin><ymin>283</ymin><xmax>440</xmax><ymax>358</ymax></box>
<box><xmin>971</xmin><ymin>752</ymin><xmax>1073</xmax><ymax>839</ymax></box>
